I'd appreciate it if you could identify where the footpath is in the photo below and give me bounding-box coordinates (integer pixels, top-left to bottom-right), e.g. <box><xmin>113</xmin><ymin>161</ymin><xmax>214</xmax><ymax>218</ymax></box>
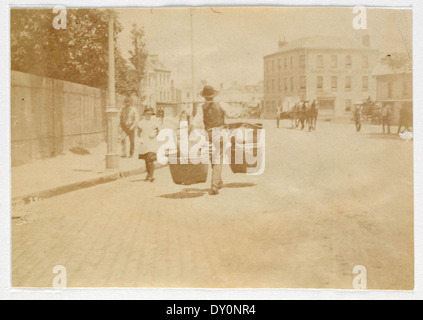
<box><xmin>12</xmin><ymin>142</ymin><xmax>153</xmax><ymax>207</ymax></box>
<box><xmin>12</xmin><ymin>118</ymin><xmax>179</xmax><ymax>207</ymax></box>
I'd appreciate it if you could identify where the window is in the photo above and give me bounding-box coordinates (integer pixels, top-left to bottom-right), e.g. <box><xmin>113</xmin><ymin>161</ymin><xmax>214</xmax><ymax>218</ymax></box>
<box><xmin>346</xmin><ymin>55</ymin><xmax>352</xmax><ymax>68</ymax></box>
<box><xmin>272</xmin><ymin>60</ymin><xmax>275</xmax><ymax>72</ymax></box>
<box><xmin>278</xmin><ymin>79</ymin><xmax>281</xmax><ymax>92</ymax></box>
<box><xmin>300</xmin><ymin>76</ymin><xmax>306</xmax><ymax>89</ymax></box>
<box><xmin>331</xmin><ymin>76</ymin><xmax>338</xmax><ymax>89</ymax></box>
<box><xmin>290</xmin><ymin>56</ymin><xmax>293</xmax><ymax>69</ymax></box>
<box><xmin>300</xmin><ymin>55</ymin><xmax>306</xmax><ymax>68</ymax></box>
<box><xmin>362</xmin><ymin>76</ymin><xmax>368</xmax><ymax>90</ymax></box>
<box><xmin>345</xmin><ymin>99</ymin><xmax>352</xmax><ymax>112</ymax></box>
<box><xmin>317</xmin><ymin>76</ymin><xmax>323</xmax><ymax>89</ymax></box>
<box><xmin>363</xmin><ymin>56</ymin><xmax>369</xmax><ymax>69</ymax></box>
<box><xmin>284</xmin><ymin>58</ymin><xmax>287</xmax><ymax>69</ymax></box>
<box><xmin>266</xmin><ymin>80</ymin><xmax>269</xmax><ymax>92</ymax></box>
<box><xmin>272</xmin><ymin>79</ymin><xmax>275</xmax><ymax>92</ymax></box>
<box><xmin>284</xmin><ymin>78</ymin><xmax>288</xmax><ymax>91</ymax></box>
<box><xmin>317</xmin><ymin>55</ymin><xmax>324</xmax><ymax>68</ymax></box>
<box><xmin>331</xmin><ymin>55</ymin><xmax>338</xmax><ymax>68</ymax></box>
<box><xmin>278</xmin><ymin>59</ymin><xmax>281</xmax><ymax>70</ymax></box>
<box><xmin>290</xmin><ymin>77</ymin><xmax>294</xmax><ymax>91</ymax></box>
<box><xmin>345</xmin><ymin>76</ymin><xmax>352</xmax><ymax>89</ymax></box>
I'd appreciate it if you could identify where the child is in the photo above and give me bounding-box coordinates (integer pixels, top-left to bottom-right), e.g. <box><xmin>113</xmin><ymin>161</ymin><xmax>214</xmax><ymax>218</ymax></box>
<box><xmin>138</xmin><ymin>108</ymin><xmax>160</xmax><ymax>182</ymax></box>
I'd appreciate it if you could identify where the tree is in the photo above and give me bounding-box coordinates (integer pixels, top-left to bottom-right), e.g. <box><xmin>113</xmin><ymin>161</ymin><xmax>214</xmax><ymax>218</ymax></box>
<box><xmin>128</xmin><ymin>24</ymin><xmax>148</xmax><ymax>100</ymax></box>
<box><xmin>381</xmin><ymin>52</ymin><xmax>412</xmax><ymax>73</ymax></box>
<box><xmin>11</xmin><ymin>8</ymin><xmax>125</xmax><ymax>90</ymax></box>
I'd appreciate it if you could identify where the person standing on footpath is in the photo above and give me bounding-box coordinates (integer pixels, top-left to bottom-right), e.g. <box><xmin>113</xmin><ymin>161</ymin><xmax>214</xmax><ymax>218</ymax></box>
<box><xmin>120</xmin><ymin>96</ymin><xmax>139</xmax><ymax>158</ymax></box>
<box><xmin>381</xmin><ymin>104</ymin><xmax>391</xmax><ymax>135</ymax></box>
<box><xmin>397</xmin><ymin>104</ymin><xmax>411</xmax><ymax>134</ymax></box>
<box><xmin>276</xmin><ymin>104</ymin><xmax>282</xmax><ymax>128</ymax></box>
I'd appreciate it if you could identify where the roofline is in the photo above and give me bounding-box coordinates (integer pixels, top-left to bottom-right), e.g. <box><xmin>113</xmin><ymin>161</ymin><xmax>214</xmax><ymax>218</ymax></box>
<box><xmin>264</xmin><ymin>47</ymin><xmax>379</xmax><ymax>59</ymax></box>
<box><xmin>373</xmin><ymin>72</ymin><xmax>412</xmax><ymax>77</ymax></box>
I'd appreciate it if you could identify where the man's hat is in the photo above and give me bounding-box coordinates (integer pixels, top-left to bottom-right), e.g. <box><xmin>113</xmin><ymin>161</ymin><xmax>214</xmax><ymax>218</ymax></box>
<box><xmin>143</xmin><ymin>107</ymin><xmax>155</xmax><ymax>115</ymax></box>
<box><xmin>200</xmin><ymin>85</ymin><xmax>218</xmax><ymax>98</ymax></box>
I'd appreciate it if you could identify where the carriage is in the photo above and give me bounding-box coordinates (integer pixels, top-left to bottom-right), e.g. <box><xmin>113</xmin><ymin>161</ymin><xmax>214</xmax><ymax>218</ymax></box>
<box><xmin>278</xmin><ymin>100</ymin><xmax>318</xmax><ymax>131</ymax></box>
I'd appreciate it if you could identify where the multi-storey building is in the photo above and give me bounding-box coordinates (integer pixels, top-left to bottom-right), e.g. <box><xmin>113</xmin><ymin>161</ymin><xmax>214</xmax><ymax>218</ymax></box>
<box><xmin>143</xmin><ymin>54</ymin><xmax>173</xmax><ymax>113</ymax></box>
<box><xmin>263</xmin><ymin>36</ymin><xmax>378</xmax><ymax>120</ymax></box>
<box><xmin>374</xmin><ymin>63</ymin><xmax>412</xmax><ymax>125</ymax></box>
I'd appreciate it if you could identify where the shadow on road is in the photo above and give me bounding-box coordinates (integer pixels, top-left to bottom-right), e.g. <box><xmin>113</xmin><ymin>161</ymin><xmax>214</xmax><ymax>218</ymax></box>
<box><xmin>364</xmin><ymin>133</ymin><xmax>401</xmax><ymax>140</ymax></box>
<box><xmin>69</xmin><ymin>147</ymin><xmax>91</xmax><ymax>155</ymax></box>
<box><xmin>158</xmin><ymin>183</ymin><xmax>257</xmax><ymax>200</ymax></box>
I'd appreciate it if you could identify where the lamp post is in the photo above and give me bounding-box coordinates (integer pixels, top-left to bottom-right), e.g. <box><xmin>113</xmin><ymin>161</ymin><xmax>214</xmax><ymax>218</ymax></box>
<box><xmin>106</xmin><ymin>15</ymin><xmax>119</xmax><ymax>169</ymax></box>
<box><xmin>190</xmin><ymin>8</ymin><xmax>197</xmax><ymax>117</ymax></box>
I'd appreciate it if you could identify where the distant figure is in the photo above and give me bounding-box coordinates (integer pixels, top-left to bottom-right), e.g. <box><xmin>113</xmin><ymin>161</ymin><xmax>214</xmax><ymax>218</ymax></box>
<box><xmin>180</xmin><ymin>103</ymin><xmax>192</xmax><ymax>126</ymax></box>
<box><xmin>381</xmin><ymin>104</ymin><xmax>391</xmax><ymax>134</ymax></box>
<box><xmin>397</xmin><ymin>104</ymin><xmax>411</xmax><ymax>134</ymax></box>
<box><xmin>300</xmin><ymin>101</ymin><xmax>307</xmax><ymax>130</ymax></box>
<box><xmin>120</xmin><ymin>96</ymin><xmax>139</xmax><ymax>158</ymax></box>
<box><xmin>138</xmin><ymin>108</ymin><xmax>160</xmax><ymax>182</ymax></box>
<box><xmin>157</xmin><ymin>107</ymin><xmax>165</xmax><ymax>125</ymax></box>
<box><xmin>354</xmin><ymin>105</ymin><xmax>362</xmax><ymax>132</ymax></box>
<box><xmin>179</xmin><ymin>110</ymin><xmax>188</xmax><ymax>123</ymax></box>
<box><xmin>276</xmin><ymin>105</ymin><xmax>282</xmax><ymax>128</ymax></box>
<box><xmin>310</xmin><ymin>100</ymin><xmax>319</xmax><ymax>130</ymax></box>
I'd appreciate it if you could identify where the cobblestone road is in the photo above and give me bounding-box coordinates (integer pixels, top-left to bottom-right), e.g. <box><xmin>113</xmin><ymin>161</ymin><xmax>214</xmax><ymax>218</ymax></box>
<box><xmin>12</xmin><ymin>121</ymin><xmax>414</xmax><ymax>289</ymax></box>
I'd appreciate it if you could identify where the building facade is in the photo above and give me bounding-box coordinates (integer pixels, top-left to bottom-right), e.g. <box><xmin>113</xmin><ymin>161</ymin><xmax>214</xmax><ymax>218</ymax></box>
<box><xmin>218</xmin><ymin>81</ymin><xmax>263</xmax><ymax>105</ymax></box>
<box><xmin>263</xmin><ymin>36</ymin><xmax>378</xmax><ymax>120</ymax></box>
<box><xmin>143</xmin><ymin>54</ymin><xmax>174</xmax><ymax>115</ymax></box>
<box><xmin>374</xmin><ymin>64</ymin><xmax>412</xmax><ymax>126</ymax></box>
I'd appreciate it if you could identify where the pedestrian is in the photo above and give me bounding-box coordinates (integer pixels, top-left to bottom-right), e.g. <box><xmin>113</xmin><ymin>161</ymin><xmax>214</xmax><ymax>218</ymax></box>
<box><xmin>300</xmin><ymin>101</ymin><xmax>307</xmax><ymax>130</ymax></box>
<box><xmin>354</xmin><ymin>104</ymin><xmax>362</xmax><ymax>132</ymax></box>
<box><xmin>397</xmin><ymin>104</ymin><xmax>410</xmax><ymax>134</ymax></box>
<box><xmin>381</xmin><ymin>104</ymin><xmax>391</xmax><ymax>134</ymax></box>
<box><xmin>120</xmin><ymin>96</ymin><xmax>139</xmax><ymax>158</ymax></box>
<box><xmin>138</xmin><ymin>108</ymin><xmax>160</xmax><ymax>182</ymax></box>
<box><xmin>157</xmin><ymin>107</ymin><xmax>165</xmax><ymax>125</ymax></box>
<box><xmin>276</xmin><ymin>104</ymin><xmax>282</xmax><ymax>128</ymax></box>
<box><xmin>200</xmin><ymin>85</ymin><xmax>226</xmax><ymax>195</ymax></box>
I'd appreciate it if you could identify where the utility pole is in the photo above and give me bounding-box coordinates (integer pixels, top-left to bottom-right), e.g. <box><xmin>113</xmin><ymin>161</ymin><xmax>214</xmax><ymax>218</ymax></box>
<box><xmin>190</xmin><ymin>8</ymin><xmax>197</xmax><ymax>117</ymax></box>
<box><xmin>106</xmin><ymin>15</ymin><xmax>119</xmax><ymax>169</ymax></box>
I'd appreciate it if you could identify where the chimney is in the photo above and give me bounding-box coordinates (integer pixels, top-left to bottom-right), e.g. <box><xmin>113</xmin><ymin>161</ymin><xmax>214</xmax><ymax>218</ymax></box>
<box><xmin>279</xmin><ymin>37</ymin><xmax>288</xmax><ymax>49</ymax></box>
<box><xmin>362</xmin><ymin>35</ymin><xmax>370</xmax><ymax>48</ymax></box>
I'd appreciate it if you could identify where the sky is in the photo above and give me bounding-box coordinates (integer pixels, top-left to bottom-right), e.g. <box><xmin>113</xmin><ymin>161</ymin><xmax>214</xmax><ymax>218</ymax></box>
<box><xmin>116</xmin><ymin>7</ymin><xmax>412</xmax><ymax>90</ymax></box>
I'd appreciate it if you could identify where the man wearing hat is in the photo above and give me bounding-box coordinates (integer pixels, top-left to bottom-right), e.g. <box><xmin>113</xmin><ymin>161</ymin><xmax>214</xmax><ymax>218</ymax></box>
<box><xmin>120</xmin><ymin>96</ymin><xmax>139</xmax><ymax>158</ymax></box>
<box><xmin>200</xmin><ymin>85</ymin><xmax>227</xmax><ymax>195</ymax></box>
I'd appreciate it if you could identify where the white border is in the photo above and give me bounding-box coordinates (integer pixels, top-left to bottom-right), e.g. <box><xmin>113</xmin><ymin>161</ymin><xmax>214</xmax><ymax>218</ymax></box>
<box><xmin>1</xmin><ymin>0</ymin><xmax>421</xmax><ymax>300</ymax></box>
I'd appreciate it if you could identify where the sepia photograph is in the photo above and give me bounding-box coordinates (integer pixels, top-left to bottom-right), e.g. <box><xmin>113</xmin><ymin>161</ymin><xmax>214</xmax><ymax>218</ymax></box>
<box><xmin>10</xmin><ymin>5</ymin><xmax>414</xmax><ymax>290</ymax></box>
